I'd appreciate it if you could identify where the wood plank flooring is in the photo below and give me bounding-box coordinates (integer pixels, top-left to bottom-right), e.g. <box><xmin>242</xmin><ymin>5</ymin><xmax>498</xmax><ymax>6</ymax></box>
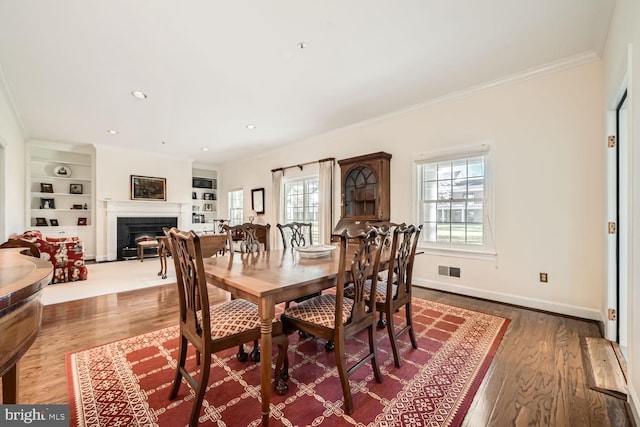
<box><xmin>1</xmin><ymin>284</ymin><xmax>634</xmax><ymax>426</ymax></box>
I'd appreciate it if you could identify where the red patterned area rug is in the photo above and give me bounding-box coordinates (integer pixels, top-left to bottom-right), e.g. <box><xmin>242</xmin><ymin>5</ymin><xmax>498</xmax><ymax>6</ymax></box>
<box><xmin>67</xmin><ymin>298</ymin><xmax>509</xmax><ymax>426</ymax></box>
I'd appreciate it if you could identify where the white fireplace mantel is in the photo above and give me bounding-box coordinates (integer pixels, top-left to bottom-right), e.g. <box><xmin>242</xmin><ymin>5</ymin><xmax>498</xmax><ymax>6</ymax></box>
<box><xmin>103</xmin><ymin>200</ymin><xmax>191</xmax><ymax>261</ymax></box>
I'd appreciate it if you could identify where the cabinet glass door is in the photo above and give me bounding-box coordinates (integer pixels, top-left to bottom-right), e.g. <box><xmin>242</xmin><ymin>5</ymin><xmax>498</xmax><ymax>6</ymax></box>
<box><xmin>344</xmin><ymin>166</ymin><xmax>377</xmax><ymax>217</ymax></box>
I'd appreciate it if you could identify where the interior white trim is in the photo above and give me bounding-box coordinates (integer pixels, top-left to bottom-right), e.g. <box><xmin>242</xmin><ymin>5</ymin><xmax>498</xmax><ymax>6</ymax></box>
<box><xmin>414</xmin><ymin>278</ymin><xmax>603</xmax><ymax>322</ymax></box>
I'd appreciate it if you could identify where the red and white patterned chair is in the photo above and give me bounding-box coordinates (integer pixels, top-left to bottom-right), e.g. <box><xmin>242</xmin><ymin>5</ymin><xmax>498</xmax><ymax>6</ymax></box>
<box><xmin>11</xmin><ymin>230</ymin><xmax>88</xmax><ymax>284</ymax></box>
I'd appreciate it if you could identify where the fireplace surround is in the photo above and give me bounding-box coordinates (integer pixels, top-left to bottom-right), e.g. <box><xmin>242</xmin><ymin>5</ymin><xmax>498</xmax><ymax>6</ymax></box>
<box><xmin>116</xmin><ymin>217</ymin><xmax>177</xmax><ymax>260</ymax></box>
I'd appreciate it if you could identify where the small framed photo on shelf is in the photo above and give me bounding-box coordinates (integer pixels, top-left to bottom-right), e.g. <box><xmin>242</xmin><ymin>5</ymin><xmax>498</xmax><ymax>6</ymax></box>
<box><xmin>192</xmin><ymin>213</ymin><xmax>205</xmax><ymax>223</ymax></box>
<box><xmin>192</xmin><ymin>192</ymin><xmax>197</xmax><ymax>200</ymax></box>
<box><xmin>40</xmin><ymin>183</ymin><xmax>53</xmax><ymax>193</ymax></box>
<box><xmin>50</xmin><ymin>219</ymin><xmax>59</xmax><ymax>226</ymax></box>
<box><xmin>203</xmin><ymin>192</ymin><xmax>216</xmax><ymax>200</ymax></box>
<box><xmin>77</xmin><ymin>217</ymin><xmax>88</xmax><ymax>226</ymax></box>
<box><xmin>72</xmin><ymin>204</ymin><xmax>83</xmax><ymax>210</ymax></box>
<box><xmin>204</xmin><ymin>203</ymin><xmax>213</xmax><ymax>212</ymax></box>
<box><xmin>69</xmin><ymin>183</ymin><xmax>83</xmax><ymax>194</ymax></box>
<box><xmin>35</xmin><ymin>217</ymin><xmax>48</xmax><ymax>226</ymax></box>
<box><xmin>40</xmin><ymin>198</ymin><xmax>55</xmax><ymax>209</ymax></box>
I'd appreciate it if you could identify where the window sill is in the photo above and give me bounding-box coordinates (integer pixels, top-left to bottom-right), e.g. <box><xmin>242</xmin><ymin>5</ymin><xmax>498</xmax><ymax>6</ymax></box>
<box><xmin>418</xmin><ymin>245</ymin><xmax>497</xmax><ymax>261</ymax></box>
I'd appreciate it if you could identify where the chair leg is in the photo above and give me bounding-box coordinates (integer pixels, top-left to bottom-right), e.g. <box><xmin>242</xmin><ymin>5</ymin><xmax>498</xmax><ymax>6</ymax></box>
<box><xmin>377</xmin><ymin>311</ymin><xmax>386</xmax><ymax>329</ymax></box>
<box><xmin>368</xmin><ymin>324</ymin><xmax>383</xmax><ymax>382</ymax></box>
<box><xmin>249</xmin><ymin>340</ymin><xmax>260</xmax><ymax>361</ymax></box>
<box><xmin>236</xmin><ymin>344</ymin><xmax>248</xmax><ymax>362</ymax></box>
<box><xmin>334</xmin><ymin>339</ymin><xmax>353</xmax><ymax>415</ymax></box>
<box><xmin>386</xmin><ymin>307</ymin><xmax>402</xmax><ymax>368</ymax></box>
<box><xmin>406</xmin><ymin>302</ymin><xmax>418</xmax><ymax>349</ymax></box>
<box><xmin>273</xmin><ymin>334</ymin><xmax>289</xmax><ymax>396</ymax></box>
<box><xmin>169</xmin><ymin>336</ymin><xmax>188</xmax><ymax>400</ymax></box>
<box><xmin>189</xmin><ymin>352</ymin><xmax>211</xmax><ymax>427</ymax></box>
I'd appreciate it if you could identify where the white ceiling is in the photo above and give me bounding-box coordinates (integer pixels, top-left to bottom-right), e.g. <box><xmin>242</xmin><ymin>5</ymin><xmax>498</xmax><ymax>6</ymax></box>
<box><xmin>0</xmin><ymin>1</ymin><xmax>614</xmax><ymax>165</ymax></box>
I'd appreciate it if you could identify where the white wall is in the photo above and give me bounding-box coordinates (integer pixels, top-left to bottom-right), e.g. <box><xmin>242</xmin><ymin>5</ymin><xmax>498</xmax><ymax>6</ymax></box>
<box><xmin>93</xmin><ymin>144</ymin><xmax>194</xmax><ymax>260</ymax></box>
<box><xmin>221</xmin><ymin>60</ymin><xmax>604</xmax><ymax>321</ymax></box>
<box><xmin>601</xmin><ymin>0</ymin><xmax>640</xmax><ymax>422</ymax></box>
<box><xmin>0</xmin><ymin>76</ymin><xmax>26</xmax><ymax>239</ymax></box>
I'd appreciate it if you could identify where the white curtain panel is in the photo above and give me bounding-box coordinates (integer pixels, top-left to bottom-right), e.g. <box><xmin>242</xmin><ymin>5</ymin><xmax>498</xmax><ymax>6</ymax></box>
<box><xmin>271</xmin><ymin>169</ymin><xmax>284</xmax><ymax>248</ymax></box>
<box><xmin>318</xmin><ymin>159</ymin><xmax>334</xmax><ymax>244</ymax></box>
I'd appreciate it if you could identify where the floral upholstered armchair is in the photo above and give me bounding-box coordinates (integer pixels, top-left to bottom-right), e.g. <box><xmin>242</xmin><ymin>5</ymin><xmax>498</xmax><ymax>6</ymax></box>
<box><xmin>11</xmin><ymin>230</ymin><xmax>88</xmax><ymax>283</ymax></box>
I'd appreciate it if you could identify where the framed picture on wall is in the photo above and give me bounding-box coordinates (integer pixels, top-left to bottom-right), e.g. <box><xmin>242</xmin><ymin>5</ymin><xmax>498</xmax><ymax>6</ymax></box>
<box><xmin>69</xmin><ymin>183</ymin><xmax>83</xmax><ymax>194</ymax></box>
<box><xmin>251</xmin><ymin>188</ymin><xmax>265</xmax><ymax>214</ymax></box>
<box><xmin>131</xmin><ymin>175</ymin><xmax>166</xmax><ymax>201</ymax></box>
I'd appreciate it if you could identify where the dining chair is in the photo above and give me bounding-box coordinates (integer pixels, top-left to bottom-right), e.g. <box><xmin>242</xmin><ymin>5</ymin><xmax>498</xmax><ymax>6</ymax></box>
<box><xmin>347</xmin><ymin>224</ymin><xmax>422</xmax><ymax>368</ymax></box>
<box><xmin>277</xmin><ymin>222</ymin><xmax>321</xmax><ymax>310</ymax></box>
<box><xmin>222</xmin><ymin>222</ymin><xmax>271</xmax><ymax>361</ymax></box>
<box><xmin>276</xmin><ymin>222</ymin><xmax>312</xmax><ymax>249</ymax></box>
<box><xmin>223</xmin><ymin>223</ymin><xmax>271</xmax><ymax>253</ymax></box>
<box><xmin>165</xmin><ymin>227</ymin><xmax>288</xmax><ymax>426</ymax></box>
<box><xmin>280</xmin><ymin>228</ymin><xmax>385</xmax><ymax>415</ymax></box>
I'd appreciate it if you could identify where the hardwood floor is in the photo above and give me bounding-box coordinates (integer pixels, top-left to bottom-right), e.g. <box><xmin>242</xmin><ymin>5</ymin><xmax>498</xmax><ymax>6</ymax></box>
<box><xmin>2</xmin><ymin>284</ymin><xmax>634</xmax><ymax>426</ymax></box>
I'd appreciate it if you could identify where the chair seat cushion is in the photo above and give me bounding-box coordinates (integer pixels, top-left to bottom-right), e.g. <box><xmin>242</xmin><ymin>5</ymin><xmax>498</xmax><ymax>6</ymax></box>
<box><xmin>282</xmin><ymin>294</ymin><xmax>353</xmax><ymax>328</ymax></box>
<box><xmin>207</xmin><ymin>299</ymin><xmax>262</xmax><ymax>338</ymax></box>
<box><xmin>345</xmin><ymin>280</ymin><xmax>398</xmax><ymax>304</ymax></box>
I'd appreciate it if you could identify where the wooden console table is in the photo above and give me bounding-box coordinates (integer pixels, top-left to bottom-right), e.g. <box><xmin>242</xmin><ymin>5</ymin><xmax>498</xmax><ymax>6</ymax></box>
<box><xmin>0</xmin><ymin>248</ymin><xmax>52</xmax><ymax>403</ymax></box>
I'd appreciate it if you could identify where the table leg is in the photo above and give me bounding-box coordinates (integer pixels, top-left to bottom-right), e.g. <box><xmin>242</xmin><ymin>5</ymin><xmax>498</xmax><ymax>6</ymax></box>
<box><xmin>2</xmin><ymin>363</ymin><xmax>18</xmax><ymax>403</ymax></box>
<box><xmin>259</xmin><ymin>298</ymin><xmax>275</xmax><ymax>426</ymax></box>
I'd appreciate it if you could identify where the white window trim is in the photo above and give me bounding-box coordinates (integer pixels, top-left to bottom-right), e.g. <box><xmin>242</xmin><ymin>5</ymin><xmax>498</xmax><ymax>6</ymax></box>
<box><xmin>413</xmin><ymin>143</ymin><xmax>497</xmax><ymax>259</ymax></box>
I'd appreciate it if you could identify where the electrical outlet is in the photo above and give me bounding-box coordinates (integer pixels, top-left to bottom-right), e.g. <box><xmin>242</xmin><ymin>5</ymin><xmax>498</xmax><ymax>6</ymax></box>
<box><xmin>539</xmin><ymin>273</ymin><xmax>548</xmax><ymax>283</ymax></box>
<box><xmin>608</xmin><ymin>308</ymin><xmax>616</xmax><ymax>321</ymax></box>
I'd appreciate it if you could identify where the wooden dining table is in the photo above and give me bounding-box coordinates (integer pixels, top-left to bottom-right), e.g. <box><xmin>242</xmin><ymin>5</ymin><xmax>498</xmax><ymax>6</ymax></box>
<box><xmin>202</xmin><ymin>247</ymin><xmax>341</xmax><ymax>425</ymax></box>
<box><xmin>202</xmin><ymin>243</ymin><xmax>393</xmax><ymax>425</ymax></box>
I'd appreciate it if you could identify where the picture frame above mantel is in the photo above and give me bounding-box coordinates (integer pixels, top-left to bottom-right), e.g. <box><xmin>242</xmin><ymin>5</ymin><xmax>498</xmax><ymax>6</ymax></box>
<box><xmin>131</xmin><ymin>175</ymin><xmax>166</xmax><ymax>201</ymax></box>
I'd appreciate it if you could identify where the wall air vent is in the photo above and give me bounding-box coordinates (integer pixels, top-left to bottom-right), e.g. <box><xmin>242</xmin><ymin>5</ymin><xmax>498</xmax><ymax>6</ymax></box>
<box><xmin>438</xmin><ymin>265</ymin><xmax>461</xmax><ymax>278</ymax></box>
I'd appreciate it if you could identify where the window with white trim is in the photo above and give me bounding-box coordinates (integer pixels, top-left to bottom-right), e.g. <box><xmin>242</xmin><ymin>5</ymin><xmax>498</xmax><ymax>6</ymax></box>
<box><xmin>415</xmin><ymin>147</ymin><xmax>493</xmax><ymax>254</ymax></box>
<box><xmin>228</xmin><ymin>189</ymin><xmax>243</xmax><ymax>226</ymax></box>
<box><xmin>282</xmin><ymin>177</ymin><xmax>319</xmax><ymax>243</ymax></box>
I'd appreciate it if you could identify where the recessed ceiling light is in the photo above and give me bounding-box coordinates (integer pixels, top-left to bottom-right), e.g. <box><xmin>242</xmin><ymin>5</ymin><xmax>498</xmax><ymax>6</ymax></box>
<box><xmin>297</xmin><ymin>42</ymin><xmax>307</xmax><ymax>49</ymax></box>
<box><xmin>201</xmin><ymin>147</ymin><xmax>209</xmax><ymax>152</ymax></box>
<box><xmin>246</xmin><ymin>124</ymin><xmax>256</xmax><ymax>130</ymax></box>
<box><xmin>131</xmin><ymin>90</ymin><xmax>147</xmax><ymax>99</ymax></box>
<box><xmin>107</xmin><ymin>129</ymin><xmax>119</xmax><ymax>134</ymax></box>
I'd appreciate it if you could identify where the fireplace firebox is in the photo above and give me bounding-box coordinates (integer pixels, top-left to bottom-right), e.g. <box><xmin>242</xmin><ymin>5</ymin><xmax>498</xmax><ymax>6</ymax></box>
<box><xmin>116</xmin><ymin>217</ymin><xmax>177</xmax><ymax>260</ymax></box>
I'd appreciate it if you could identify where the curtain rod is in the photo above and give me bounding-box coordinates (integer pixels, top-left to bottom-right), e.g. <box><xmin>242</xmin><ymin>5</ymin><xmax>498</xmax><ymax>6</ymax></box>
<box><xmin>271</xmin><ymin>157</ymin><xmax>335</xmax><ymax>173</ymax></box>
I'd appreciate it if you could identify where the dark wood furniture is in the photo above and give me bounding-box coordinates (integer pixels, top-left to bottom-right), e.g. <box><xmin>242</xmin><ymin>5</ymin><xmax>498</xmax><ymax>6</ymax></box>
<box><xmin>199</xmin><ymin>234</ymin><xmax>228</xmax><ymax>258</ymax></box>
<box><xmin>0</xmin><ymin>248</ymin><xmax>52</xmax><ymax>403</ymax></box>
<box><xmin>280</xmin><ymin>229</ymin><xmax>385</xmax><ymax>415</ymax></box>
<box><xmin>202</xmin><ymin>244</ymin><xmax>392</xmax><ymax>425</ymax></box>
<box><xmin>157</xmin><ymin>235</ymin><xmax>169</xmax><ymax>279</ymax></box>
<box><xmin>165</xmin><ymin>228</ymin><xmax>288</xmax><ymax>427</ymax></box>
<box><xmin>0</xmin><ymin>239</ymin><xmax>40</xmax><ymax>257</ymax></box>
<box><xmin>276</xmin><ymin>222</ymin><xmax>313</xmax><ymax>249</ymax></box>
<box><xmin>137</xmin><ymin>239</ymin><xmax>159</xmax><ymax>262</ymax></box>
<box><xmin>335</xmin><ymin>151</ymin><xmax>392</xmax><ymax>234</ymax></box>
<box><xmin>223</xmin><ymin>223</ymin><xmax>271</xmax><ymax>253</ymax></box>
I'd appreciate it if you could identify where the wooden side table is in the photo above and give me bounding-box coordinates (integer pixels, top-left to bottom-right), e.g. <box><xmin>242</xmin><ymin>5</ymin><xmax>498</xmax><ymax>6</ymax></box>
<box><xmin>137</xmin><ymin>239</ymin><xmax>159</xmax><ymax>262</ymax></box>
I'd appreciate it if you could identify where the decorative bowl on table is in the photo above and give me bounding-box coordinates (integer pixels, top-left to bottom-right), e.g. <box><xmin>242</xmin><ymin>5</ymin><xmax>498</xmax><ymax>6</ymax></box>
<box><xmin>295</xmin><ymin>244</ymin><xmax>336</xmax><ymax>258</ymax></box>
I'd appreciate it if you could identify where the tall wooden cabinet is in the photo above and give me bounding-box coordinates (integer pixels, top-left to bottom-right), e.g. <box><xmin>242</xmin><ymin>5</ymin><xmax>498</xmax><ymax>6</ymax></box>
<box><xmin>335</xmin><ymin>152</ymin><xmax>391</xmax><ymax>234</ymax></box>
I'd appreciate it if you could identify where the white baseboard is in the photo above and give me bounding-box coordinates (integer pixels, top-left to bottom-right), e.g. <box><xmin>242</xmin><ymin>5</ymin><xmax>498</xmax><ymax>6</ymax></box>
<box><xmin>414</xmin><ymin>278</ymin><xmax>603</xmax><ymax>322</ymax></box>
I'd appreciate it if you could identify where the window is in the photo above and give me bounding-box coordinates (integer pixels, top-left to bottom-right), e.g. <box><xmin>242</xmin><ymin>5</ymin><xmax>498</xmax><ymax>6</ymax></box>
<box><xmin>416</xmin><ymin>147</ymin><xmax>493</xmax><ymax>255</ymax></box>
<box><xmin>282</xmin><ymin>177</ymin><xmax>319</xmax><ymax>243</ymax></box>
<box><xmin>228</xmin><ymin>189</ymin><xmax>243</xmax><ymax>226</ymax></box>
